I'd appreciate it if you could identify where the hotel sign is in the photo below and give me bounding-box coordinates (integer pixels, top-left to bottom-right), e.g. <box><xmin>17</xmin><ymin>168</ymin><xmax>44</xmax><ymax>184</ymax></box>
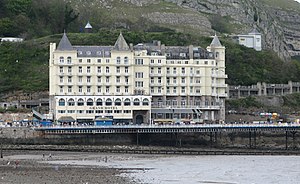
<box><xmin>89</xmin><ymin>106</ymin><xmax>117</xmax><ymax>110</ymax></box>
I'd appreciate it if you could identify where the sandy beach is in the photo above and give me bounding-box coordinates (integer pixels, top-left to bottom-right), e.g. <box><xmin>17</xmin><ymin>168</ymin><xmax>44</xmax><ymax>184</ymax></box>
<box><xmin>0</xmin><ymin>150</ymin><xmax>135</xmax><ymax>184</ymax></box>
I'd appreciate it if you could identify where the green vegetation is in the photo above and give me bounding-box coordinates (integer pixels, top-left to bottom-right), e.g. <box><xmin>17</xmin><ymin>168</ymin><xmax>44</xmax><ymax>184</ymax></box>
<box><xmin>283</xmin><ymin>93</ymin><xmax>300</xmax><ymax>110</ymax></box>
<box><xmin>226</xmin><ymin>96</ymin><xmax>263</xmax><ymax>110</ymax></box>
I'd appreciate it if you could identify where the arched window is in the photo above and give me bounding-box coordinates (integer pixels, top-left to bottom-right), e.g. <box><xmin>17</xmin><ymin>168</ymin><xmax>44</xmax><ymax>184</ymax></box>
<box><xmin>115</xmin><ymin>98</ymin><xmax>122</xmax><ymax>106</ymax></box>
<box><xmin>124</xmin><ymin>57</ymin><xmax>128</xmax><ymax>64</ymax></box>
<box><xmin>96</xmin><ymin>98</ymin><xmax>102</xmax><ymax>106</ymax></box>
<box><xmin>87</xmin><ymin>98</ymin><xmax>94</xmax><ymax>106</ymax></box>
<box><xmin>77</xmin><ymin>98</ymin><xmax>84</xmax><ymax>106</ymax></box>
<box><xmin>116</xmin><ymin>57</ymin><xmax>121</xmax><ymax>64</ymax></box>
<box><xmin>106</xmin><ymin>98</ymin><xmax>112</xmax><ymax>106</ymax></box>
<box><xmin>68</xmin><ymin>98</ymin><xmax>75</xmax><ymax>106</ymax></box>
<box><xmin>58</xmin><ymin>98</ymin><xmax>65</xmax><ymax>106</ymax></box>
<box><xmin>67</xmin><ymin>56</ymin><xmax>72</xmax><ymax>64</ymax></box>
<box><xmin>134</xmin><ymin>98</ymin><xmax>140</xmax><ymax>106</ymax></box>
<box><xmin>59</xmin><ymin>56</ymin><xmax>64</xmax><ymax>63</ymax></box>
<box><xmin>124</xmin><ymin>98</ymin><xmax>131</xmax><ymax>106</ymax></box>
<box><xmin>216</xmin><ymin>52</ymin><xmax>219</xmax><ymax>58</ymax></box>
<box><xmin>142</xmin><ymin>99</ymin><xmax>149</xmax><ymax>106</ymax></box>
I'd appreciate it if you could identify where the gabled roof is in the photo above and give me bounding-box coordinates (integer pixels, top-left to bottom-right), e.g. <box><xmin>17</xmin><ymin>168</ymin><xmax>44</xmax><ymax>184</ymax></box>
<box><xmin>57</xmin><ymin>32</ymin><xmax>73</xmax><ymax>51</ymax></box>
<box><xmin>85</xmin><ymin>21</ymin><xmax>92</xmax><ymax>29</ymax></box>
<box><xmin>249</xmin><ymin>28</ymin><xmax>261</xmax><ymax>35</ymax></box>
<box><xmin>210</xmin><ymin>34</ymin><xmax>222</xmax><ymax>47</ymax></box>
<box><xmin>113</xmin><ymin>32</ymin><xmax>129</xmax><ymax>51</ymax></box>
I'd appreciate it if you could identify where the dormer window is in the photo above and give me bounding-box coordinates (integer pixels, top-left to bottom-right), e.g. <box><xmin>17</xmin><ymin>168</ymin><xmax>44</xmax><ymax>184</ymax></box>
<box><xmin>78</xmin><ymin>51</ymin><xmax>83</xmax><ymax>55</ymax></box>
<box><xmin>96</xmin><ymin>51</ymin><xmax>102</xmax><ymax>56</ymax></box>
<box><xmin>86</xmin><ymin>51</ymin><xmax>91</xmax><ymax>55</ymax></box>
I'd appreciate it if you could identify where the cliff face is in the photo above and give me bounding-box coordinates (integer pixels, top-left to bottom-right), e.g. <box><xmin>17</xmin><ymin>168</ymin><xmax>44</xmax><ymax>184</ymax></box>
<box><xmin>68</xmin><ymin>0</ymin><xmax>300</xmax><ymax>60</ymax></box>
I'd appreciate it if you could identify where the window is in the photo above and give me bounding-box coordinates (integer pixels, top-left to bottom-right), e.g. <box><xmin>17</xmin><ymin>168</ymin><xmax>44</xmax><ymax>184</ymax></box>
<box><xmin>87</xmin><ymin>76</ymin><xmax>91</xmax><ymax>83</ymax></box>
<box><xmin>151</xmin><ymin>87</ymin><xmax>154</xmax><ymax>93</ymax></box>
<box><xmin>116</xmin><ymin>66</ymin><xmax>120</xmax><ymax>73</ymax></box>
<box><xmin>67</xmin><ymin>57</ymin><xmax>71</xmax><ymax>64</ymax></box>
<box><xmin>60</xmin><ymin>76</ymin><xmax>63</xmax><ymax>83</ymax></box>
<box><xmin>125</xmin><ymin>77</ymin><xmax>129</xmax><ymax>84</ymax></box>
<box><xmin>68</xmin><ymin>76</ymin><xmax>72</xmax><ymax>83</ymax></box>
<box><xmin>181</xmin><ymin>67</ymin><xmax>185</xmax><ymax>74</ymax></box>
<box><xmin>79</xmin><ymin>66</ymin><xmax>82</xmax><ymax>73</ymax></box>
<box><xmin>87</xmin><ymin>86</ymin><xmax>91</xmax><ymax>93</ymax></box>
<box><xmin>87</xmin><ymin>66</ymin><xmax>91</xmax><ymax>73</ymax></box>
<box><xmin>124</xmin><ymin>110</ymin><xmax>131</xmax><ymax>113</ymax></box>
<box><xmin>158</xmin><ymin>87</ymin><xmax>162</xmax><ymax>93</ymax></box>
<box><xmin>116</xmin><ymin>76</ymin><xmax>120</xmax><ymax>83</ymax></box>
<box><xmin>135</xmin><ymin>72</ymin><xmax>143</xmax><ymax>78</ymax></box>
<box><xmin>106</xmin><ymin>67</ymin><xmax>109</xmax><ymax>73</ymax></box>
<box><xmin>106</xmin><ymin>98</ymin><xmax>112</xmax><ymax>106</ymax></box>
<box><xmin>106</xmin><ymin>77</ymin><xmax>109</xmax><ymax>83</ymax></box>
<box><xmin>124</xmin><ymin>98</ymin><xmax>131</xmax><ymax>106</ymax></box>
<box><xmin>166</xmin><ymin>77</ymin><xmax>170</xmax><ymax>84</ymax></box>
<box><xmin>68</xmin><ymin>66</ymin><xmax>72</xmax><ymax>73</ymax></box>
<box><xmin>87</xmin><ymin>59</ymin><xmax>91</xmax><ymax>63</ymax></box>
<box><xmin>181</xmin><ymin>87</ymin><xmax>185</xmax><ymax>93</ymax></box>
<box><xmin>116</xmin><ymin>57</ymin><xmax>121</xmax><ymax>64</ymax></box>
<box><xmin>78</xmin><ymin>86</ymin><xmax>82</xmax><ymax>93</ymax></box>
<box><xmin>59</xmin><ymin>57</ymin><xmax>64</xmax><ymax>63</ymax></box>
<box><xmin>150</xmin><ymin>67</ymin><xmax>154</xmax><ymax>74</ymax></box>
<box><xmin>181</xmin><ymin>77</ymin><xmax>185</xmax><ymax>83</ymax></box>
<box><xmin>158</xmin><ymin>77</ymin><xmax>162</xmax><ymax>84</ymax></box>
<box><xmin>97</xmin><ymin>86</ymin><xmax>101</xmax><ymax>93</ymax></box>
<box><xmin>125</xmin><ymin>86</ymin><xmax>128</xmax><ymax>93</ymax></box>
<box><xmin>173</xmin><ymin>87</ymin><xmax>177</xmax><ymax>93</ymax></box>
<box><xmin>59</xmin><ymin>67</ymin><xmax>63</xmax><ymax>73</ymax></box>
<box><xmin>116</xmin><ymin>86</ymin><xmax>120</xmax><ymax>93</ymax></box>
<box><xmin>124</xmin><ymin>57</ymin><xmax>128</xmax><ymax>64</ymax></box>
<box><xmin>135</xmin><ymin>59</ymin><xmax>143</xmax><ymax>65</ymax></box>
<box><xmin>106</xmin><ymin>59</ymin><xmax>110</xmax><ymax>63</ymax></box>
<box><xmin>150</xmin><ymin>59</ymin><xmax>154</xmax><ymax>64</ymax></box>
<box><xmin>58</xmin><ymin>99</ymin><xmax>65</xmax><ymax>106</ymax></box>
<box><xmin>87</xmin><ymin>98</ymin><xmax>93</xmax><ymax>106</ymax></box>
<box><xmin>158</xmin><ymin>67</ymin><xmax>161</xmax><ymax>74</ymax></box>
<box><xmin>97</xmin><ymin>66</ymin><xmax>101</xmax><ymax>73</ymax></box>
<box><xmin>96</xmin><ymin>98</ymin><xmax>102</xmax><ymax>106</ymax></box>
<box><xmin>143</xmin><ymin>99</ymin><xmax>149</xmax><ymax>106</ymax></box>
<box><xmin>125</xmin><ymin>67</ymin><xmax>128</xmax><ymax>73</ymax></box>
<box><xmin>167</xmin><ymin>67</ymin><xmax>170</xmax><ymax>74</ymax></box>
<box><xmin>97</xmin><ymin>76</ymin><xmax>101</xmax><ymax>83</ymax></box>
<box><xmin>133</xmin><ymin>98</ymin><xmax>140</xmax><ymax>106</ymax></box>
<box><xmin>79</xmin><ymin>59</ymin><xmax>82</xmax><ymax>63</ymax></box>
<box><xmin>97</xmin><ymin>59</ymin><xmax>101</xmax><ymax>63</ymax></box>
<box><xmin>78</xmin><ymin>76</ymin><xmax>83</xmax><ymax>83</ymax></box>
<box><xmin>173</xmin><ymin>67</ymin><xmax>176</xmax><ymax>74</ymax></box>
<box><xmin>173</xmin><ymin>77</ymin><xmax>177</xmax><ymax>84</ymax></box>
<box><xmin>115</xmin><ymin>98</ymin><xmax>122</xmax><ymax>106</ymax></box>
<box><xmin>151</xmin><ymin>77</ymin><xmax>154</xmax><ymax>84</ymax></box>
<box><xmin>77</xmin><ymin>98</ymin><xmax>84</xmax><ymax>106</ymax></box>
<box><xmin>135</xmin><ymin>81</ymin><xmax>143</xmax><ymax>87</ymax></box>
<box><xmin>59</xmin><ymin>86</ymin><xmax>63</xmax><ymax>93</ymax></box>
<box><xmin>106</xmin><ymin>86</ymin><xmax>110</xmax><ymax>93</ymax></box>
<box><xmin>68</xmin><ymin>98</ymin><xmax>75</xmax><ymax>106</ymax></box>
<box><xmin>158</xmin><ymin>59</ymin><xmax>161</xmax><ymax>64</ymax></box>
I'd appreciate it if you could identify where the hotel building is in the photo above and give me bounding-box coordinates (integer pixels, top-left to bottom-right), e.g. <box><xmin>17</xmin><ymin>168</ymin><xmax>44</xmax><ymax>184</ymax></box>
<box><xmin>49</xmin><ymin>33</ymin><xmax>227</xmax><ymax>124</ymax></box>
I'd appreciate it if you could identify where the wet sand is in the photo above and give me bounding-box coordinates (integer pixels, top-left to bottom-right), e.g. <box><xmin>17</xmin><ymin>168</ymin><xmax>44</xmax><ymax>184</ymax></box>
<box><xmin>0</xmin><ymin>150</ymin><xmax>135</xmax><ymax>184</ymax></box>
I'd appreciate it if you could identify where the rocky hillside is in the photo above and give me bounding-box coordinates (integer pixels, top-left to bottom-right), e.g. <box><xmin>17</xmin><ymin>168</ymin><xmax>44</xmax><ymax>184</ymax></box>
<box><xmin>67</xmin><ymin>0</ymin><xmax>300</xmax><ymax>60</ymax></box>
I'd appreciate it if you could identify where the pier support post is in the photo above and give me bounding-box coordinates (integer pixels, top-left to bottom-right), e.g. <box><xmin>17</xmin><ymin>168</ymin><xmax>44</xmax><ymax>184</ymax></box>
<box><xmin>249</xmin><ymin>131</ymin><xmax>252</xmax><ymax>148</ymax></box>
<box><xmin>286</xmin><ymin>131</ymin><xmax>288</xmax><ymax>150</ymax></box>
<box><xmin>292</xmin><ymin>131</ymin><xmax>296</xmax><ymax>149</ymax></box>
<box><xmin>136</xmin><ymin>132</ymin><xmax>139</xmax><ymax>146</ymax></box>
<box><xmin>210</xmin><ymin>132</ymin><xmax>213</xmax><ymax>148</ymax></box>
<box><xmin>254</xmin><ymin>131</ymin><xmax>256</xmax><ymax>148</ymax></box>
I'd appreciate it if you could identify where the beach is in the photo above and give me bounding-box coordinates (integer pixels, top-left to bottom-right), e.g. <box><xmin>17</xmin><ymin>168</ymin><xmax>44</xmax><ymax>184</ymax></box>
<box><xmin>0</xmin><ymin>150</ymin><xmax>135</xmax><ymax>184</ymax></box>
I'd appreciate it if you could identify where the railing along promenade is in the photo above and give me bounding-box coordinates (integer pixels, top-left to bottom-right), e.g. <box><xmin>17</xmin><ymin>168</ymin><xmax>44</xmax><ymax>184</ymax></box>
<box><xmin>34</xmin><ymin>124</ymin><xmax>300</xmax><ymax>135</ymax></box>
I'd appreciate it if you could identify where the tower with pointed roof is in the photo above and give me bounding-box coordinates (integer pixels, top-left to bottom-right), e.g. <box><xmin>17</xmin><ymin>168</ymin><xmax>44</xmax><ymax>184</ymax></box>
<box><xmin>85</xmin><ymin>21</ymin><xmax>92</xmax><ymax>33</ymax></box>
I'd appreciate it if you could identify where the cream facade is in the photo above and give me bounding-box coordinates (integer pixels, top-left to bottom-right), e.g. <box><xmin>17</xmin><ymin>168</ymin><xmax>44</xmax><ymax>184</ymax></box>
<box><xmin>49</xmin><ymin>33</ymin><xmax>227</xmax><ymax>124</ymax></box>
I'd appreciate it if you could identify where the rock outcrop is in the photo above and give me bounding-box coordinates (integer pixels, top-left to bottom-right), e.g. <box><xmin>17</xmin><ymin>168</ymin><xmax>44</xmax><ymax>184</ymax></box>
<box><xmin>68</xmin><ymin>0</ymin><xmax>300</xmax><ymax>60</ymax></box>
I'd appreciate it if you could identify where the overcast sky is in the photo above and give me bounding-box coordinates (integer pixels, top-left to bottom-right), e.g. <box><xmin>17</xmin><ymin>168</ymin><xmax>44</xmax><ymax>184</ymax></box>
<box><xmin>295</xmin><ymin>0</ymin><xmax>300</xmax><ymax>3</ymax></box>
